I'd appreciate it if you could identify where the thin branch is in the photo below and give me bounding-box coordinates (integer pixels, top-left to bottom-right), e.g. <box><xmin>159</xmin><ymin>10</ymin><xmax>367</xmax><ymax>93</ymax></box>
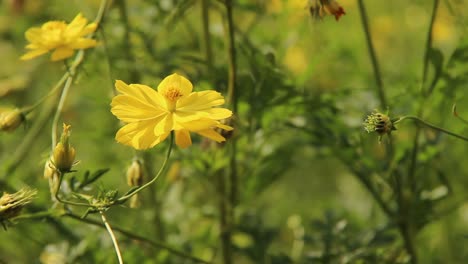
<box><xmin>100</xmin><ymin>211</ymin><xmax>124</xmax><ymax>264</ymax></box>
<box><xmin>64</xmin><ymin>213</ymin><xmax>210</xmax><ymax>263</ymax></box>
<box><xmin>357</xmin><ymin>0</ymin><xmax>387</xmax><ymax>109</ymax></box>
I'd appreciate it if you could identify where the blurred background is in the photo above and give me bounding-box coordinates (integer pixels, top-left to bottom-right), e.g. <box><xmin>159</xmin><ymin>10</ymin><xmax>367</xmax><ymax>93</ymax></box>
<box><xmin>1</xmin><ymin>0</ymin><xmax>468</xmax><ymax>263</ymax></box>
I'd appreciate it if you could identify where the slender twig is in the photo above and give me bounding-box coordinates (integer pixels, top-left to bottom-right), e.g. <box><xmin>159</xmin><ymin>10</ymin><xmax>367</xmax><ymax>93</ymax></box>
<box><xmin>221</xmin><ymin>2</ymin><xmax>237</xmax><ymax>264</ymax></box>
<box><xmin>54</xmin><ymin>171</ymin><xmax>91</xmax><ymax>207</ymax></box>
<box><xmin>51</xmin><ymin>75</ymin><xmax>74</xmax><ymax>149</ymax></box>
<box><xmin>402</xmin><ymin>2</ymin><xmax>440</xmax><ymax>263</ymax></box>
<box><xmin>100</xmin><ymin>211</ymin><xmax>124</xmax><ymax>264</ymax></box>
<box><xmin>64</xmin><ymin>213</ymin><xmax>211</xmax><ymax>263</ymax></box>
<box><xmin>422</xmin><ymin>0</ymin><xmax>440</xmax><ymax>95</ymax></box>
<box><xmin>201</xmin><ymin>0</ymin><xmax>214</xmax><ymax>73</ymax></box>
<box><xmin>395</xmin><ymin>116</ymin><xmax>468</xmax><ymax>142</ymax></box>
<box><xmin>117</xmin><ymin>133</ymin><xmax>174</xmax><ymax>203</ymax></box>
<box><xmin>50</xmin><ymin>0</ymin><xmax>109</xmax><ymax>148</ymax></box>
<box><xmin>116</xmin><ymin>0</ymin><xmax>140</xmax><ymax>83</ymax></box>
<box><xmin>357</xmin><ymin>0</ymin><xmax>387</xmax><ymax>109</ymax></box>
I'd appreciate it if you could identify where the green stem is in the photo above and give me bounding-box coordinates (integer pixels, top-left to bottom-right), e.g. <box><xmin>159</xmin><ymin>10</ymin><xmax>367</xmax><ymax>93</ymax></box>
<box><xmin>201</xmin><ymin>0</ymin><xmax>214</xmax><ymax>74</ymax></box>
<box><xmin>51</xmin><ymin>74</ymin><xmax>74</xmax><ymax>150</ymax></box>
<box><xmin>116</xmin><ymin>0</ymin><xmax>140</xmax><ymax>83</ymax></box>
<box><xmin>117</xmin><ymin>133</ymin><xmax>174</xmax><ymax>203</ymax></box>
<box><xmin>357</xmin><ymin>0</ymin><xmax>387</xmax><ymax>109</ymax></box>
<box><xmin>422</xmin><ymin>0</ymin><xmax>440</xmax><ymax>95</ymax></box>
<box><xmin>396</xmin><ymin>116</ymin><xmax>468</xmax><ymax>142</ymax></box>
<box><xmin>54</xmin><ymin>171</ymin><xmax>91</xmax><ymax>207</ymax></box>
<box><xmin>100</xmin><ymin>211</ymin><xmax>124</xmax><ymax>264</ymax></box>
<box><xmin>65</xmin><ymin>213</ymin><xmax>210</xmax><ymax>263</ymax></box>
<box><xmin>14</xmin><ymin>210</ymin><xmax>210</xmax><ymax>264</ymax></box>
<box><xmin>21</xmin><ymin>73</ymin><xmax>69</xmax><ymax>115</ymax></box>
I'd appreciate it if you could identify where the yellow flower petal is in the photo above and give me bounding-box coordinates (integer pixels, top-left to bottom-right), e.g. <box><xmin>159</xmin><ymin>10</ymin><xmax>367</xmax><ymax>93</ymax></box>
<box><xmin>180</xmin><ymin>118</ymin><xmax>219</xmax><ymax>131</ymax></box>
<box><xmin>175</xmin><ymin>130</ymin><xmax>192</xmax><ymax>148</ymax></box>
<box><xmin>111</xmin><ymin>96</ymin><xmax>166</xmax><ymax>123</ymax></box>
<box><xmin>158</xmin><ymin>73</ymin><xmax>193</xmax><ymax>96</ymax></box>
<box><xmin>115</xmin><ymin>80</ymin><xmax>167</xmax><ymax>109</ymax></box>
<box><xmin>65</xmin><ymin>13</ymin><xmax>87</xmax><ymax>37</ymax></box>
<box><xmin>154</xmin><ymin>114</ymin><xmax>174</xmax><ymax>136</ymax></box>
<box><xmin>69</xmin><ymin>38</ymin><xmax>97</xmax><ymax>49</ymax></box>
<box><xmin>197</xmin><ymin>129</ymin><xmax>226</xmax><ymax>142</ymax></box>
<box><xmin>80</xmin><ymin>23</ymin><xmax>98</xmax><ymax>36</ymax></box>
<box><xmin>177</xmin><ymin>90</ymin><xmax>225</xmax><ymax>110</ymax></box>
<box><xmin>217</xmin><ymin>123</ymin><xmax>234</xmax><ymax>131</ymax></box>
<box><xmin>116</xmin><ymin>121</ymin><xmax>169</xmax><ymax>150</ymax></box>
<box><xmin>51</xmin><ymin>47</ymin><xmax>74</xmax><ymax>61</ymax></box>
<box><xmin>20</xmin><ymin>49</ymin><xmax>49</xmax><ymax>60</ymax></box>
<box><xmin>25</xmin><ymin>27</ymin><xmax>42</xmax><ymax>42</ymax></box>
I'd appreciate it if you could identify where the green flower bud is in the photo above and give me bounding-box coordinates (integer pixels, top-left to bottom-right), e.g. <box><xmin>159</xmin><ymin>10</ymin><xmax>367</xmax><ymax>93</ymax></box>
<box><xmin>52</xmin><ymin>124</ymin><xmax>76</xmax><ymax>172</ymax></box>
<box><xmin>0</xmin><ymin>108</ymin><xmax>24</xmax><ymax>132</ymax></box>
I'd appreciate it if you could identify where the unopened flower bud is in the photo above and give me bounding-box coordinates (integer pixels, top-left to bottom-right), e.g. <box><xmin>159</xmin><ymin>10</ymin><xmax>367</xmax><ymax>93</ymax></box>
<box><xmin>0</xmin><ymin>108</ymin><xmax>24</xmax><ymax>132</ymax></box>
<box><xmin>52</xmin><ymin>124</ymin><xmax>76</xmax><ymax>172</ymax></box>
<box><xmin>0</xmin><ymin>187</ymin><xmax>37</xmax><ymax>225</ymax></box>
<box><xmin>126</xmin><ymin>159</ymin><xmax>145</xmax><ymax>187</ymax></box>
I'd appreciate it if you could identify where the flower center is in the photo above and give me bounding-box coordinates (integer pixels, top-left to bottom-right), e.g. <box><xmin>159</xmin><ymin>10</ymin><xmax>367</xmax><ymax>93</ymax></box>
<box><xmin>162</xmin><ymin>87</ymin><xmax>184</xmax><ymax>111</ymax></box>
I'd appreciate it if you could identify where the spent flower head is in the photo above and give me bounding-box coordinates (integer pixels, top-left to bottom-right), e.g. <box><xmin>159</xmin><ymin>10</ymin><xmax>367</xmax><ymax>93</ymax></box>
<box><xmin>0</xmin><ymin>187</ymin><xmax>37</xmax><ymax>227</ymax></box>
<box><xmin>364</xmin><ymin>111</ymin><xmax>396</xmax><ymax>137</ymax></box>
<box><xmin>111</xmin><ymin>73</ymin><xmax>234</xmax><ymax>149</ymax></box>
<box><xmin>0</xmin><ymin>108</ymin><xmax>24</xmax><ymax>132</ymax></box>
<box><xmin>21</xmin><ymin>13</ymin><xmax>97</xmax><ymax>61</ymax></box>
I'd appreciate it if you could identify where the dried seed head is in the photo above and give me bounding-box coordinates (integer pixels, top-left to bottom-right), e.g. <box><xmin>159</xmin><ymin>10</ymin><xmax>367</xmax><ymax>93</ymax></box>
<box><xmin>0</xmin><ymin>187</ymin><xmax>37</xmax><ymax>224</ymax></box>
<box><xmin>363</xmin><ymin>111</ymin><xmax>396</xmax><ymax>135</ymax></box>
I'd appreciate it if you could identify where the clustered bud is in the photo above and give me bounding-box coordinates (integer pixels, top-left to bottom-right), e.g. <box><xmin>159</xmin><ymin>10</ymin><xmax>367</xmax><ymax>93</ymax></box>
<box><xmin>52</xmin><ymin>124</ymin><xmax>76</xmax><ymax>173</ymax></box>
<box><xmin>0</xmin><ymin>108</ymin><xmax>24</xmax><ymax>132</ymax></box>
<box><xmin>0</xmin><ymin>187</ymin><xmax>37</xmax><ymax>227</ymax></box>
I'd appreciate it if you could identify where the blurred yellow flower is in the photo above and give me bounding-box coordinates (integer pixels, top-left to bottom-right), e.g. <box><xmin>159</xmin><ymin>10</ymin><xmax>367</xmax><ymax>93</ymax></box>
<box><xmin>20</xmin><ymin>13</ymin><xmax>97</xmax><ymax>61</ymax></box>
<box><xmin>111</xmin><ymin>73</ymin><xmax>233</xmax><ymax>149</ymax></box>
<box><xmin>309</xmin><ymin>0</ymin><xmax>346</xmax><ymax>21</ymax></box>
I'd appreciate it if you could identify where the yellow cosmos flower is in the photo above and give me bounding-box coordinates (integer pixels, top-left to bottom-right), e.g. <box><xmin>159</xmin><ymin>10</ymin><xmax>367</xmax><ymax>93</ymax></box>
<box><xmin>20</xmin><ymin>13</ymin><xmax>97</xmax><ymax>61</ymax></box>
<box><xmin>111</xmin><ymin>73</ymin><xmax>234</xmax><ymax>150</ymax></box>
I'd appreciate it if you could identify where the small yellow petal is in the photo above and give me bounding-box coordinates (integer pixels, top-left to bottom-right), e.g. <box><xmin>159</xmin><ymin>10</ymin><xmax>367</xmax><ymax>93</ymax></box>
<box><xmin>20</xmin><ymin>49</ymin><xmax>49</xmax><ymax>60</ymax></box>
<box><xmin>180</xmin><ymin>118</ymin><xmax>219</xmax><ymax>131</ymax></box>
<box><xmin>80</xmin><ymin>23</ymin><xmax>98</xmax><ymax>36</ymax></box>
<box><xmin>157</xmin><ymin>73</ymin><xmax>193</xmax><ymax>96</ymax></box>
<box><xmin>175</xmin><ymin>130</ymin><xmax>192</xmax><ymax>148</ymax></box>
<box><xmin>177</xmin><ymin>90</ymin><xmax>225</xmax><ymax>110</ymax></box>
<box><xmin>51</xmin><ymin>47</ymin><xmax>74</xmax><ymax>61</ymax></box>
<box><xmin>154</xmin><ymin>114</ymin><xmax>174</xmax><ymax>136</ymax></box>
<box><xmin>197</xmin><ymin>129</ymin><xmax>226</xmax><ymax>142</ymax></box>
<box><xmin>69</xmin><ymin>39</ymin><xmax>97</xmax><ymax>49</ymax></box>
<box><xmin>24</xmin><ymin>27</ymin><xmax>42</xmax><ymax>42</ymax></box>
<box><xmin>114</xmin><ymin>80</ymin><xmax>167</xmax><ymax>109</ymax></box>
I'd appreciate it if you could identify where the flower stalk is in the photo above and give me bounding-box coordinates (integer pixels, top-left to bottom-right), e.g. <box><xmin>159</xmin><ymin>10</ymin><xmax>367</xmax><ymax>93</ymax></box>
<box><xmin>100</xmin><ymin>211</ymin><xmax>124</xmax><ymax>264</ymax></box>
